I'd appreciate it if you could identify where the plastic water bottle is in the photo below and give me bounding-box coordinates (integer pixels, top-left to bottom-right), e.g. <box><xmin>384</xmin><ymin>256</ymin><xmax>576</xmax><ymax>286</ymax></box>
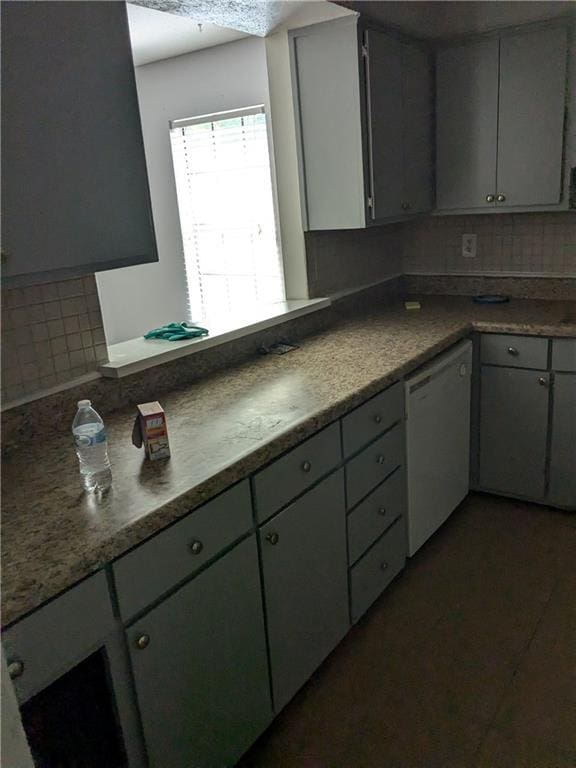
<box><xmin>72</xmin><ymin>400</ymin><xmax>112</xmax><ymax>493</ymax></box>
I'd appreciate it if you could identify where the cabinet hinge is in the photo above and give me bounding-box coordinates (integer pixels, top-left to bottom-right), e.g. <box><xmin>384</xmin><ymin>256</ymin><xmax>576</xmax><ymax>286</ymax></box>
<box><xmin>367</xmin><ymin>196</ymin><xmax>374</xmax><ymax>209</ymax></box>
<box><xmin>361</xmin><ymin>44</ymin><xmax>368</xmax><ymax>59</ymax></box>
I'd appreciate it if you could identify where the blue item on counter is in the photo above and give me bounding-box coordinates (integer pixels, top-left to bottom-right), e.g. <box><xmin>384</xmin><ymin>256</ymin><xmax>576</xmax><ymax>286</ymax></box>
<box><xmin>144</xmin><ymin>322</ymin><xmax>209</xmax><ymax>341</ymax></box>
<box><xmin>472</xmin><ymin>295</ymin><xmax>510</xmax><ymax>304</ymax></box>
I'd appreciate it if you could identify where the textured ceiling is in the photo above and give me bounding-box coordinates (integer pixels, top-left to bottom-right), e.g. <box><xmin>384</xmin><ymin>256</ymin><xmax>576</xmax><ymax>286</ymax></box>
<box><xmin>333</xmin><ymin>1</ymin><xmax>576</xmax><ymax>39</ymax></box>
<box><xmin>130</xmin><ymin>0</ymin><xmax>307</xmax><ymax>37</ymax></box>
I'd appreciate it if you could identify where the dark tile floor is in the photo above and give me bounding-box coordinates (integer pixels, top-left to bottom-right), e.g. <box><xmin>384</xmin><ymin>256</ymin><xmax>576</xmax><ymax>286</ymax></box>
<box><xmin>239</xmin><ymin>493</ymin><xmax>576</xmax><ymax>768</ymax></box>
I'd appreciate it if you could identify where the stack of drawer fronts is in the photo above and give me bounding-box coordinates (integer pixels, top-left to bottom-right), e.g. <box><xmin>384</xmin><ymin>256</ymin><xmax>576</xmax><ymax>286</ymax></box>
<box><xmin>342</xmin><ymin>382</ymin><xmax>407</xmax><ymax>623</ymax></box>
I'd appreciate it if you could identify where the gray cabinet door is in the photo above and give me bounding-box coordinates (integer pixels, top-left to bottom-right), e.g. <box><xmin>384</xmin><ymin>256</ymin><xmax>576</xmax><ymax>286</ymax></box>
<box><xmin>479</xmin><ymin>366</ymin><xmax>549</xmax><ymax>500</ymax></box>
<box><xmin>365</xmin><ymin>30</ymin><xmax>404</xmax><ymax>220</ymax></box>
<box><xmin>436</xmin><ymin>38</ymin><xmax>499</xmax><ymax>210</ymax></box>
<box><xmin>548</xmin><ymin>373</ymin><xmax>576</xmax><ymax>510</ymax></box>
<box><xmin>1</xmin><ymin>2</ymin><xmax>157</xmax><ymax>284</ymax></box>
<box><xmin>260</xmin><ymin>470</ymin><xmax>349</xmax><ymax>712</ymax></box>
<box><xmin>496</xmin><ymin>26</ymin><xmax>567</xmax><ymax>207</ymax></box>
<box><xmin>128</xmin><ymin>536</ymin><xmax>272</xmax><ymax>768</ymax></box>
<box><xmin>402</xmin><ymin>42</ymin><xmax>433</xmax><ymax>215</ymax></box>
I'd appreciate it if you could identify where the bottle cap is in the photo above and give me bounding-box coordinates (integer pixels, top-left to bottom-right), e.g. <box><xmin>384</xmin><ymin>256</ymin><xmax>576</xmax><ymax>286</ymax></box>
<box><xmin>77</xmin><ymin>399</ymin><xmax>91</xmax><ymax>408</ymax></box>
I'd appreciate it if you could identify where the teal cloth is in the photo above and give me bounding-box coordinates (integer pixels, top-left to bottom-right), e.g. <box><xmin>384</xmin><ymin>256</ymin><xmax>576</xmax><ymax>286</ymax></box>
<box><xmin>144</xmin><ymin>322</ymin><xmax>209</xmax><ymax>341</ymax></box>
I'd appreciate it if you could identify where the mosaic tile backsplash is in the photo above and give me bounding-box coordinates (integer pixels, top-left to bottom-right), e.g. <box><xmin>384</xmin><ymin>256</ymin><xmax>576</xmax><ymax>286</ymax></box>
<box><xmin>402</xmin><ymin>212</ymin><xmax>576</xmax><ymax>276</ymax></box>
<box><xmin>1</xmin><ymin>275</ymin><xmax>108</xmax><ymax>404</ymax></box>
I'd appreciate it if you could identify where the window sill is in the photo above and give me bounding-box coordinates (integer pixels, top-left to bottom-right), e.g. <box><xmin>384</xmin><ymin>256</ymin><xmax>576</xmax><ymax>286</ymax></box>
<box><xmin>99</xmin><ymin>298</ymin><xmax>331</xmax><ymax>379</ymax></box>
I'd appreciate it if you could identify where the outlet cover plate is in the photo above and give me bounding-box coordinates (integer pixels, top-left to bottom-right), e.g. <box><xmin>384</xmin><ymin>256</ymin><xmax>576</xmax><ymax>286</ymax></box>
<box><xmin>462</xmin><ymin>233</ymin><xmax>477</xmax><ymax>258</ymax></box>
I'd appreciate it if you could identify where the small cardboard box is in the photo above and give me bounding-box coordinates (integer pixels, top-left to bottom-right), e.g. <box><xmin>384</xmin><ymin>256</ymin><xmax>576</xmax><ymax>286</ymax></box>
<box><xmin>132</xmin><ymin>401</ymin><xmax>170</xmax><ymax>461</ymax></box>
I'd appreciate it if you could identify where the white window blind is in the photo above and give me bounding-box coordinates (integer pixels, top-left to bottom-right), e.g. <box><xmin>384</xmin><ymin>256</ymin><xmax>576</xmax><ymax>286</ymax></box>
<box><xmin>169</xmin><ymin>106</ymin><xmax>285</xmax><ymax>326</ymax></box>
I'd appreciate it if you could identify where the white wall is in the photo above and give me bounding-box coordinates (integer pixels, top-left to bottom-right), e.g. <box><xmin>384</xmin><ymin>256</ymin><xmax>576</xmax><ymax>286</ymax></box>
<box><xmin>96</xmin><ymin>37</ymin><xmax>272</xmax><ymax>345</ymax></box>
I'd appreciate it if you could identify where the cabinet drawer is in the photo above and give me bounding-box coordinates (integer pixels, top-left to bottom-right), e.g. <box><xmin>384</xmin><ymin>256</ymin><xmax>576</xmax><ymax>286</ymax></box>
<box><xmin>346</xmin><ymin>423</ymin><xmax>404</xmax><ymax>509</ymax></box>
<box><xmin>114</xmin><ymin>481</ymin><xmax>252</xmax><ymax>620</ymax></box>
<box><xmin>481</xmin><ymin>334</ymin><xmax>548</xmax><ymax>370</ymax></box>
<box><xmin>347</xmin><ymin>468</ymin><xmax>406</xmax><ymax>565</ymax></box>
<box><xmin>552</xmin><ymin>338</ymin><xmax>576</xmax><ymax>372</ymax></box>
<box><xmin>342</xmin><ymin>381</ymin><xmax>404</xmax><ymax>457</ymax></box>
<box><xmin>253</xmin><ymin>422</ymin><xmax>341</xmax><ymax>524</ymax></box>
<box><xmin>3</xmin><ymin>571</ymin><xmax>114</xmax><ymax>703</ymax></box>
<box><xmin>350</xmin><ymin>518</ymin><xmax>406</xmax><ymax>623</ymax></box>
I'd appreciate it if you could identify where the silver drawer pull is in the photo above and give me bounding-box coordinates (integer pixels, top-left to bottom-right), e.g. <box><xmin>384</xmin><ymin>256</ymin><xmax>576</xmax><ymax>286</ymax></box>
<box><xmin>486</xmin><ymin>194</ymin><xmax>495</xmax><ymax>203</ymax></box>
<box><xmin>380</xmin><ymin>561</ymin><xmax>389</xmax><ymax>572</ymax></box>
<box><xmin>538</xmin><ymin>377</ymin><xmax>548</xmax><ymax>387</ymax></box>
<box><xmin>301</xmin><ymin>460</ymin><xmax>312</xmax><ymax>473</ymax></box>
<box><xmin>374</xmin><ymin>414</ymin><xmax>382</xmax><ymax>424</ymax></box>
<box><xmin>496</xmin><ymin>193</ymin><xmax>506</xmax><ymax>203</ymax></box>
<box><xmin>8</xmin><ymin>659</ymin><xmax>24</xmax><ymax>680</ymax></box>
<box><xmin>135</xmin><ymin>634</ymin><xmax>150</xmax><ymax>650</ymax></box>
<box><xmin>377</xmin><ymin>455</ymin><xmax>386</xmax><ymax>465</ymax></box>
<box><xmin>378</xmin><ymin>506</ymin><xmax>387</xmax><ymax>516</ymax></box>
<box><xmin>266</xmin><ymin>532</ymin><xmax>279</xmax><ymax>545</ymax></box>
<box><xmin>189</xmin><ymin>539</ymin><xmax>204</xmax><ymax>555</ymax></box>
<box><xmin>507</xmin><ymin>346</ymin><xmax>519</xmax><ymax>356</ymax></box>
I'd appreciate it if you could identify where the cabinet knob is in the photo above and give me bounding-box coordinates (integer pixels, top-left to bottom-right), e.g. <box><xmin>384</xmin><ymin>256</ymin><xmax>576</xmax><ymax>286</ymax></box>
<box><xmin>538</xmin><ymin>377</ymin><xmax>548</xmax><ymax>387</ymax></box>
<box><xmin>374</xmin><ymin>414</ymin><xmax>382</xmax><ymax>424</ymax></box>
<box><xmin>496</xmin><ymin>194</ymin><xmax>506</xmax><ymax>203</ymax></box>
<box><xmin>486</xmin><ymin>194</ymin><xmax>495</xmax><ymax>203</ymax></box>
<box><xmin>380</xmin><ymin>561</ymin><xmax>389</xmax><ymax>572</ymax></box>
<box><xmin>507</xmin><ymin>346</ymin><xmax>519</xmax><ymax>357</ymax></box>
<box><xmin>135</xmin><ymin>634</ymin><xmax>150</xmax><ymax>650</ymax></box>
<box><xmin>7</xmin><ymin>659</ymin><xmax>24</xmax><ymax>680</ymax></box>
<box><xmin>401</xmin><ymin>202</ymin><xmax>410</xmax><ymax>211</ymax></box>
<box><xmin>378</xmin><ymin>506</ymin><xmax>387</xmax><ymax>516</ymax></box>
<box><xmin>266</xmin><ymin>532</ymin><xmax>279</xmax><ymax>545</ymax></box>
<box><xmin>301</xmin><ymin>460</ymin><xmax>312</xmax><ymax>473</ymax></box>
<box><xmin>377</xmin><ymin>455</ymin><xmax>386</xmax><ymax>465</ymax></box>
<box><xmin>189</xmin><ymin>539</ymin><xmax>203</xmax><ymax>555</ymax></box>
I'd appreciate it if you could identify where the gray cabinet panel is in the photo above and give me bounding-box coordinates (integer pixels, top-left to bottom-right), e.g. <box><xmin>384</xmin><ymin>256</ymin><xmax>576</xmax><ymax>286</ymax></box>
<box><xmin>1</xmin><ymin>1</ymin><xmax>157</xmax><ymax>284</ymax></box>
<box><xmin>552</xmin><ymin>338</ymin><xmax>576</xmax><ymax>372</ymax></box>
<box><xmin>260</xmin><ymin>471</ymin><xmax>349</xmax><ymax>712</ymax></box>
<box><xmin>350</xmin><ymin>517</ymin><xmax>406</xmax><ymax>623</ymax></box>
<box><xmin>402</xmin><ymin>42</ymin><xmax>434</xmax><ymax>215</ymax></box>
<box><xmin>346</xmin><ymin>423</ymin><xmax>405</xmax><ymax>508</ymax></box>
<box><xmin>291</xmin><ymin>18</ymin><xmax>366</xmax><ymax>230</ymax></box>
<box><xmin>481</xmin><ymin>334</ymin><xmax>549</xmax><ymax>370</ymax></box>
<box><xmin>479</xmin><ymin>366</ymin><xmax>549</xmax><ymax>499</ymax></box>
<box><xmin>113</xmin><ymin>481</ymin><xmax>252</xmax><ymax>620</ymax></box>
<box><xmin>496</xmin><ymin>27</ymin><xmax>567</xmax><ymax>207</ymax></box>
<box><xmin>129</xmin><ymin>536</ymin><xmax>271</xmax><ymax>768</ymax></box>
<box><xmin>549</xmin><ymin>373</ymin><xmax>576</xmax><ymax>510</ymax></box>
<box><xmin>253</xmin><ymin>422</ymin><xmax>341</xmax><ymax>524</ymax></box>
<box><xmin>365</xmin><ymin>30</ymin><xmax>404</xmax><ymax>220</ymax></box>
<box><xmin>436</xmin><ymin>38</ymin><xmax>499</xmax><ymax>210</ymax></box>
<box><xmin>348</xmin><ymin>468</ymin><xmax>406</xmax><ymax>565</ymax></box>
<box><xmin>3</xmin><ymin>572</ymin><xmax>114</xmax><ymax>704</ymax></box>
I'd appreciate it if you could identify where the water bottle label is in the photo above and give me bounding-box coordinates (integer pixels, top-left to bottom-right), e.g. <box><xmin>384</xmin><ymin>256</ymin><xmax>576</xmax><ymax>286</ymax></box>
<box><xmin>74</xmin><ymin>429</ymin><xmax>107</xmax><ymax>448</ymax></box>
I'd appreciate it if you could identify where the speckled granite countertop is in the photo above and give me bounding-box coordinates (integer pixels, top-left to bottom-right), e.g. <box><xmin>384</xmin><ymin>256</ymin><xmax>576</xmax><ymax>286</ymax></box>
<box><xmin>2</xmin><ymin>297</ymin><xmax>575</xmax><ymax>627</ymax></box>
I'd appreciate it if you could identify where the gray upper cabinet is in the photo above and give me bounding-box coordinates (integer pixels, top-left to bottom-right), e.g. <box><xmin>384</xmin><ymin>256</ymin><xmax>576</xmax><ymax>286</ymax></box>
<box><xmin>497</xmin><ymin>26</ymin><xmax>568</xmax><ymax>207</ymax></box>
<box><xmin>436</xmin><ymin>24</ymin><xmax>569</xmax><ymax>213</ymax></box>
<box><xmin>128</xmin><ymin>536</ymin><xmax>272</xmax><ymax>768</ymax></box>
<box><xmin>479</xmin><ymin>366</ymin><xmax>550</xmax><ymax>500</ymax></box>
<box><xmin>290</xmin><ymin>17</ymin><xmax>433</xmax><ymax>230</ymax></box>
<box><xmin>548</xmin><ymin>373</ymin><xmax>576</xmax><ymax>510</ymax></box>
<box><xmin>1</xmin><ymin>1</ymin><xmax>157</xmax><ymax>286</ymax></box>
<box><xmin>436</xmin><ymin>38</ymin><xmax>499</xmax><ymax>211</ymax></box>
<box><xmin>260</xmin><ymin>471</ymin><xmax>349</xmax><ymax>712</ymax></box>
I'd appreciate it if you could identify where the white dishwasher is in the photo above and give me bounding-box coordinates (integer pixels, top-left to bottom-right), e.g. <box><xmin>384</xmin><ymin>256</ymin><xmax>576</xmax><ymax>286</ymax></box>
<box><xmin>405</xmin><ymin>339</ymin><xmax>472</xmax><ymax>556</ymax></box>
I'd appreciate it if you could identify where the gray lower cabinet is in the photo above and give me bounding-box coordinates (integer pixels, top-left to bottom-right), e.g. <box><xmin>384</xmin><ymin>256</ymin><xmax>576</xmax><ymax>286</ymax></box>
<box><xmin>479</xmin><ymin>366</ymin><xmax>550</xmax><ymax>500</ymax></box>
<box><xmin>549</xmin><ymin>373</ymin><xmax>576</xmax><ymax>510</ymax></box>
<box><xmin>128</xmin><ymin>535</ymin><xmax>272</xmax><ymax>768</ymax></box>
<box><xmin>260</xmin><ymin>470</ymin><xmax>349</xmax><ymax>712</ymax></box>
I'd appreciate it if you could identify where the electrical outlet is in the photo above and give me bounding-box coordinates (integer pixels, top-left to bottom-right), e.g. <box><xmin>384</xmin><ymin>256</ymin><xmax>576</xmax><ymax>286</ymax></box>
<box><xmin>462</xmin><ymin>233</ymin><xmax>477</xmax><ymax>258</ymax></box>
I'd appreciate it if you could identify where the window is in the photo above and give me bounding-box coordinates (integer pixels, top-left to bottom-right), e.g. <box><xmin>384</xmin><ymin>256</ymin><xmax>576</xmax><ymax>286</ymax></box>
<box><xmin>169</xmin><ymin>106</ymin><xmax>285</xmax><ymax>326</ymax></box>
